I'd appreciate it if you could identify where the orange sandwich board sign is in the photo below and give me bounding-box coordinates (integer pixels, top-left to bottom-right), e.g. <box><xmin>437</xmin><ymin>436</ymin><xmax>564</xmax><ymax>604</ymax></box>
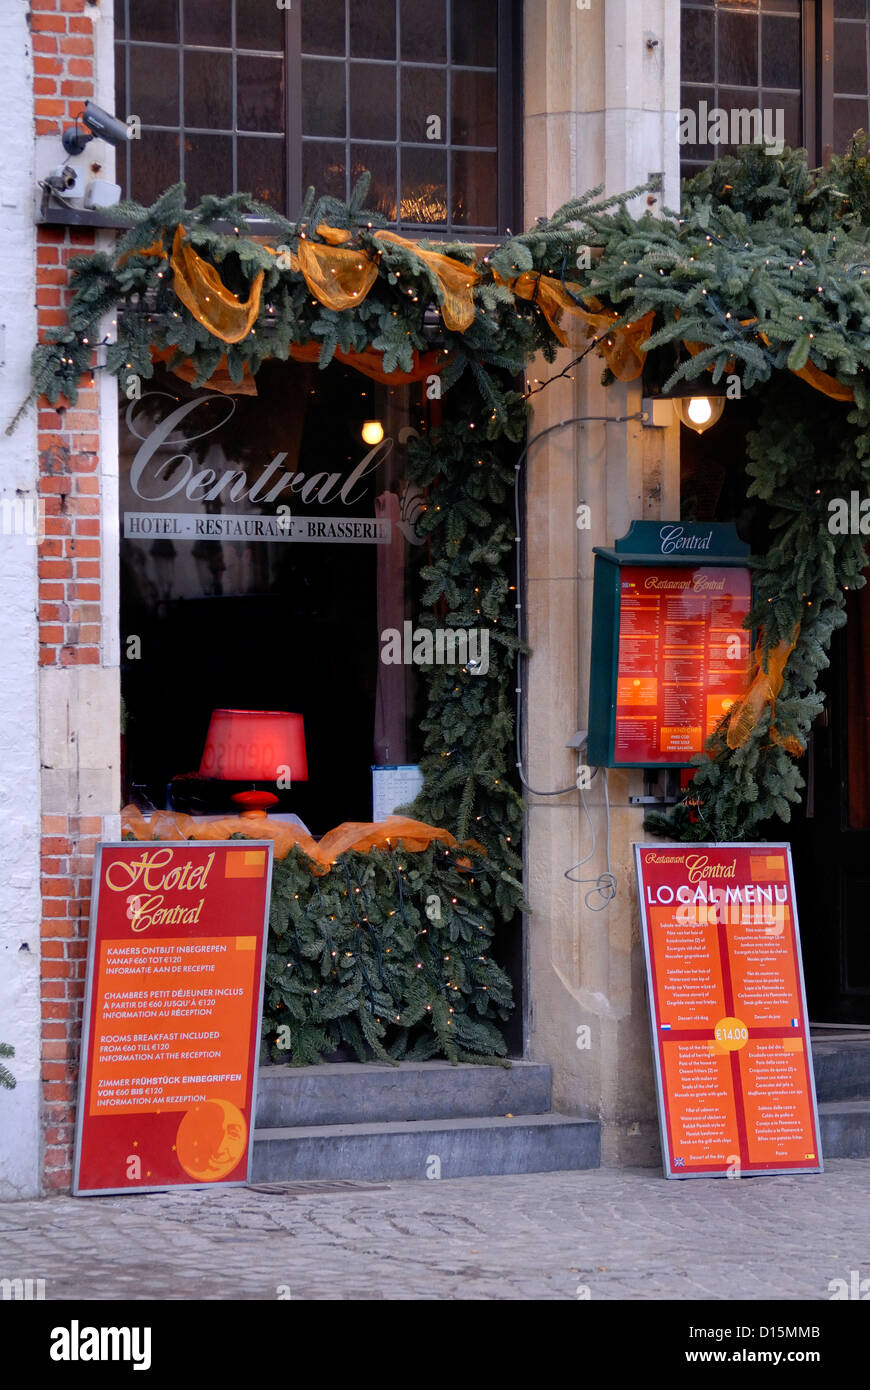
<box><xmin>634</xmin><ymin>843</ymin><xmax>823</xmax><ymax>1179</ymax></box>
<box><xmin>73</xmin><ymin>841</ymin><xmax>273</xmax><ymax>1195</ymax></box>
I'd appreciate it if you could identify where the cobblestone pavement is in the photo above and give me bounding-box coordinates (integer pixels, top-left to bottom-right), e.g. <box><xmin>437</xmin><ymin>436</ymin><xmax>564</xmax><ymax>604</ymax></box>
<box><xmin>2</xmin><ymin>1159</ymin><xmax>869</xmax><ymax>1300</ymax></box>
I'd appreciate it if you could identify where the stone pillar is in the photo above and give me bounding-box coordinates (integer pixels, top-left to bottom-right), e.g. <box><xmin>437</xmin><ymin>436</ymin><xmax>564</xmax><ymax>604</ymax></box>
<box><xmin>523</xmin><ymin>0</ymin><xmax>681</xmax><ymax>1162</ymax></box>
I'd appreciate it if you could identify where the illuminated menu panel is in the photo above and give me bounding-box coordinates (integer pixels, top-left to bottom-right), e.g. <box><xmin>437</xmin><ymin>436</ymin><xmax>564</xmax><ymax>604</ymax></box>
<box><xmin>614</xmin><ymin>565</ymin><xmax>752</xmax><ymax>764</ymax></box>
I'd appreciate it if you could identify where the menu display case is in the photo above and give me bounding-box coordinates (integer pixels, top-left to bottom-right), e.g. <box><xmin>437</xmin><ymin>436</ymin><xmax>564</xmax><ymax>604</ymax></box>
<box><xmin>588</xmin><ymin>522</ymin><xmax>752</xmax><ymax>769</ymax></box>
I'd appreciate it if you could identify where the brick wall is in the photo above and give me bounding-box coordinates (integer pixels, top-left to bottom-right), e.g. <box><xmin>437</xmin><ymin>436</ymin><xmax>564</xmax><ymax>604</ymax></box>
<box><xmin>40</xmin><ymin>814</ymin><xmax>101</xmax><ymax>1184</ymax></box>
<box><xmin>32</xmin><ymin>0</ymin><xmax>104</xmax><ymax>1193</ymax></box>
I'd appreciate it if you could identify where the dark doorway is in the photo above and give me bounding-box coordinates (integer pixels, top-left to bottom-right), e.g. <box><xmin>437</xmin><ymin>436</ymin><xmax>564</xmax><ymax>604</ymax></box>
<box><xmin>789</xmin><ymin>602</ymin><xmax>870</xmax><ymax>1025</ymax></box>
<box><xmin>119</xmin><ymin>359</ymin><xmax>428</xmax><ymax>836</ymax></box>
<box><xmin>680</xmin><ymin>390</ymin><xmax>870</xmax><ymax>1025</ymax></box>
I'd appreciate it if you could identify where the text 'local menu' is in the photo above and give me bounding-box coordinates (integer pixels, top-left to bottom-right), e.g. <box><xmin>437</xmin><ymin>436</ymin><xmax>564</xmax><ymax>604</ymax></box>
<box><xmin>635</xmin><ymin>844</ymin><xmax>822</xmax><ymax>1179</ymax></box>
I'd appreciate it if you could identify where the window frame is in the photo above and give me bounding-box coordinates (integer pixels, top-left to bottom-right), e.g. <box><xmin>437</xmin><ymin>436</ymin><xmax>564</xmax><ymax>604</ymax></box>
<box><xmin>679</xmin><ymin>0</ymin><xmax>870</xmax><ymax>176</ymax></box>
<box><xmin>113</xmin><ymin>0</ymin><xmax>522</xmax><ymax>239</ymax></box>
<box><xmin>679</xmin><ymin>0</ymin><xmax>809</xmax><ymax>178</ymax></box>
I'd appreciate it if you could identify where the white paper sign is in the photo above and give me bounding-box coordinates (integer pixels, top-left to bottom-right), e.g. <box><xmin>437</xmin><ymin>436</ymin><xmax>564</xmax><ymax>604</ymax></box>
<box><xmin>372</xmin><ymin>764</ymin><xmax>424</xmax><ymax>820</ymax></box>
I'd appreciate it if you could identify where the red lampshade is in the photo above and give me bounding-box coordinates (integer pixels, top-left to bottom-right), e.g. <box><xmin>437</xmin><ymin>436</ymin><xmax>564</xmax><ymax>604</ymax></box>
<box><xmin>199</xmin><ymin>709</ymin><xmax>308</xmax><ymax>784</ymax></box>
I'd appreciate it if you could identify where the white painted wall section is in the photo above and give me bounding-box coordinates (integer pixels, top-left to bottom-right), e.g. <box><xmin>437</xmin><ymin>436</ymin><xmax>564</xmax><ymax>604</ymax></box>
<box><xmin>0</xmin><ymin>0</ymin><xmax>42</xmax><ymax>1201</ymax></box>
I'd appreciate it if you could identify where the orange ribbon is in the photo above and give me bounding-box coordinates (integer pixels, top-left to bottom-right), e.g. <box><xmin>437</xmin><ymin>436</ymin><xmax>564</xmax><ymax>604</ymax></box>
<box><xmin>150</xmin><ymin>345</ymin><xmax>257</xmax><ymax>395</ymax></box>
<box><xmin>287</xmin><ymin>340</ymin><xmax>450</xmax><ymax>384</ymax></box>
<box><xmin>723</xmin><ymin>625</ymin><xmax>802</xmax><ymax>753</ymax></box>
<box><xmin>121</xmin><ymin>808</ymin><xmax>470</xmax><ymax>873</ymax></box>
<box><xmin>492</xmin><ymin>270</ymin><xmax>654</xmax><ymax>379</ymax></box>
<box><xmin>170</xmin><ymin>225</ymin><xmax>264</xmax><ymax>344</ymax></box>
<box><xmin>285</xmin><ymin>228</ymin><xmax>479</xmax><ymax>330</ymax></box>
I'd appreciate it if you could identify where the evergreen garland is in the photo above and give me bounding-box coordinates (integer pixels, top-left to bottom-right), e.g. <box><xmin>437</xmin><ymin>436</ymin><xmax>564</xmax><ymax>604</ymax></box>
<box><xmin>25</xmin><ymin>175</ymin><xmax>563</xmax><ymax>429</ymax></box>
<box><xmin>490</xmin><ymin>139</ymin><xmax>870</xmax><ymax>840</ymax></box>
<box><xmin>646</xmin><ymin>375</ymin><xmax>869</xmax><ymax>840</ymax></box>
<box><xmin>402</xmin><ymin>382</ymin><xmax>528</xmax><ymax>915</ymax></box>
<box><xmin>263</xmin><ymin>843</ymin><xmax>512</xmax><ymax>1065</ymax></box>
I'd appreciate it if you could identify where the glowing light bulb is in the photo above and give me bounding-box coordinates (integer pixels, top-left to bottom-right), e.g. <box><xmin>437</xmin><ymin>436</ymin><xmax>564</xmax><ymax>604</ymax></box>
<box><xmin>361</xmin><ymin>419</ymin><xmax>384</xmax><ymax>445</ymax></box>
<box><xmin>675</xmin><ymin>394</ymin><xmax>725</xmax><ymax>434</ymax></box>
<box><xmin>687</xmin><ymin>396</ymin><xmax>713</xmax><ymax>426</ymax></box>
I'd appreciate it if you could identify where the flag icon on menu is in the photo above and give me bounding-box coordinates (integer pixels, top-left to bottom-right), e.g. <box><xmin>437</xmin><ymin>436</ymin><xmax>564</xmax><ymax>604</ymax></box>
<box><xmin>750</xmin><ymin>853</ymin><xmax>788</xmax><ymax>880</ymax></box>
<box><xmin>674</xmin><ymin>1156</ymin><xmax>685</xmax><ymax>1167</ymax></box>
<box><xmin>791</xmin><ymin>1018</ymin><xmax>799</xmax><ymax>1027</ymax></box>
<box><xmin>660</xmin><ymin>1023</ymin><xmax>671</xmax><ymax>1031</ymax></box>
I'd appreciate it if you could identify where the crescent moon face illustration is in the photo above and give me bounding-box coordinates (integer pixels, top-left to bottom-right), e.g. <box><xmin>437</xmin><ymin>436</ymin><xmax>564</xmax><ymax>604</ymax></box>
<box><xmin>175</xmin><ymin>1100</ymin><xmax>247</xmax><ymax>1181</ymax></box>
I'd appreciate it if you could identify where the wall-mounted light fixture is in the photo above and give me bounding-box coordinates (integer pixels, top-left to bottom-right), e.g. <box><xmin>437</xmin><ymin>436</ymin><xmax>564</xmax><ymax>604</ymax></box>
<box><xmin>642</xmin><ymin>384</ymin><xmax>727</xmax><ymax>435</ymax></box>
<box><xmin>673</xmin><ymin>394</ymin><xmax>725</xmax><ymax>434</ymax></box>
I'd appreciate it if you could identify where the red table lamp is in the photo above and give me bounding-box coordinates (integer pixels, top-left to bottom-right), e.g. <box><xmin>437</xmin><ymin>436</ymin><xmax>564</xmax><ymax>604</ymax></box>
<box><xmin>199</xmin><ymin>709</ymin><xmax>308</xmax><ymax>818</ymax></box>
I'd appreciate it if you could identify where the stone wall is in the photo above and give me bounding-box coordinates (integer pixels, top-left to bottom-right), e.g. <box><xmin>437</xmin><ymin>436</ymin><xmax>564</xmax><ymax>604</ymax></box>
<box><xmin>522</xmin><ymin>0</ymin><xmax>682</xmax><ymax>1164</ymax></box>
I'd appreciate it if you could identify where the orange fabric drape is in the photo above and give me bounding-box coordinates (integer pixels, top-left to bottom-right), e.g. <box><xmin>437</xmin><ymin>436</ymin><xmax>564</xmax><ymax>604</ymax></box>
<box><xmin>150</xmin><ymin>345</ymin><xmax>258</xmax><ymax>395</ymax></box>
<box><xmin>316</xmin><ymin>224</ymin><xmax>353</xmax><ymax>245</ymax></box>
<box><xmin>723</xmin><ymin>626</ymin><xmax>802</xmax><ymax>753</ymax></box>
<box><xmin>492</xmin><ymin>269</ymin><xmax>654</xmax><ymax>380</ymax></box>
<box><xmin>756</xmin><ymin>328</ymin><xmax>854</xmax><ymax>401</ymax></box>
<box><xmin>315</xmin><ymin>816</ymin><xmax>456</xmax><ymax>864</ymax></box>
<box><xmin>170</xmin><ymin>225</ymin><xmax>265</xmax><ymax>343</ymax></box>
<box><xmin>288</xmin><ymin>340</ymin><xmax>450</xmax><ymax>384</ymax></box>
<box><xmin>686</xmin><ymin>323</ymin><xmax>855</xmax><ymax>402</ymax></box>
<box><xmin>120</xmin><ymin>808</ymin><xmax>465</xmax><ymax>873</ymax></box>
<box><xmin>790</xmin><ymin>360</ymin><xmax>855</xmax><ymax>402</ymax></box>
<box><xmin>374</xmin><ymin>231</ymin><xmax>480</xmax><ymax>331</ymax></box>
<box><xmin>125</xmin><ymin>806</ymin><xmax>321</xmax><ymax>863</ymax></box>
<box><xmin>116</xmin><ymin>237</ymin><xmax>166</xmax><ymax>268</ymax></box>
<box><xmin>294</xmin><ymin>237</ymin><xmax>380</xmax><ymax>311</ymax></box>
<box><xmin>114</xmin><ymin>222</ymin><xmax>859</xmax><ymax>403</ymax></box>
<box><xmin>492</xmin><ymin>270</ymin><xmax>588</xmax><ymax>347</ymax></box>
<box><xmin>149</xmin><ymin>341</ymin><xmax>447</xmax><ymax>393</ymax></box>
<box><xmin>591</xmin><ymin>306</ymin><xmax>656</xmax><ymax>382</ymax></box>
<box><xmin>285</xmin><ymin>229</ymin><xmax>480</xmax><ymax>330</ymax></box>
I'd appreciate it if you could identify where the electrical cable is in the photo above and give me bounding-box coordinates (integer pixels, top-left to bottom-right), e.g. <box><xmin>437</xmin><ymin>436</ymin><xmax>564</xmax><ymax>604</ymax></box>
<box><xmin>510</xmin><ymin>410</ymin><xmax>642</xmax><ymax>908</ymax></box>
<box><xmin>563</xmin><ymin>769</ymin><xmax>618</xmax><ymax>908</ymax></box>
<box><xmin>513</xmin><ymin>411</ymin><xmax>643</xmax><ymax>796</ymax></box>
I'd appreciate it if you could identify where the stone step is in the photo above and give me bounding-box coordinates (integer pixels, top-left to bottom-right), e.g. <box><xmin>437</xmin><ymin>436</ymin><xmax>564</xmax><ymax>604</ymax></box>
<box><xmin>251</xmin><ymin>1112</ymin><xmax>600</xmax><ymax>1182</ymax></box>
<box><xmin>819</xmin><ymin>1101</ymin><xmax>870</xmax><ymax>1160</ymax></box>
<box><xmin>811</xmin><ymin>1035</ymin><xmax>870</xmax><ymax>1103</ymax></box>
<box><xmin>255</xmin><ymin>1059</ymin><xmax>552</xmax><ymax>1129</ymax></box>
